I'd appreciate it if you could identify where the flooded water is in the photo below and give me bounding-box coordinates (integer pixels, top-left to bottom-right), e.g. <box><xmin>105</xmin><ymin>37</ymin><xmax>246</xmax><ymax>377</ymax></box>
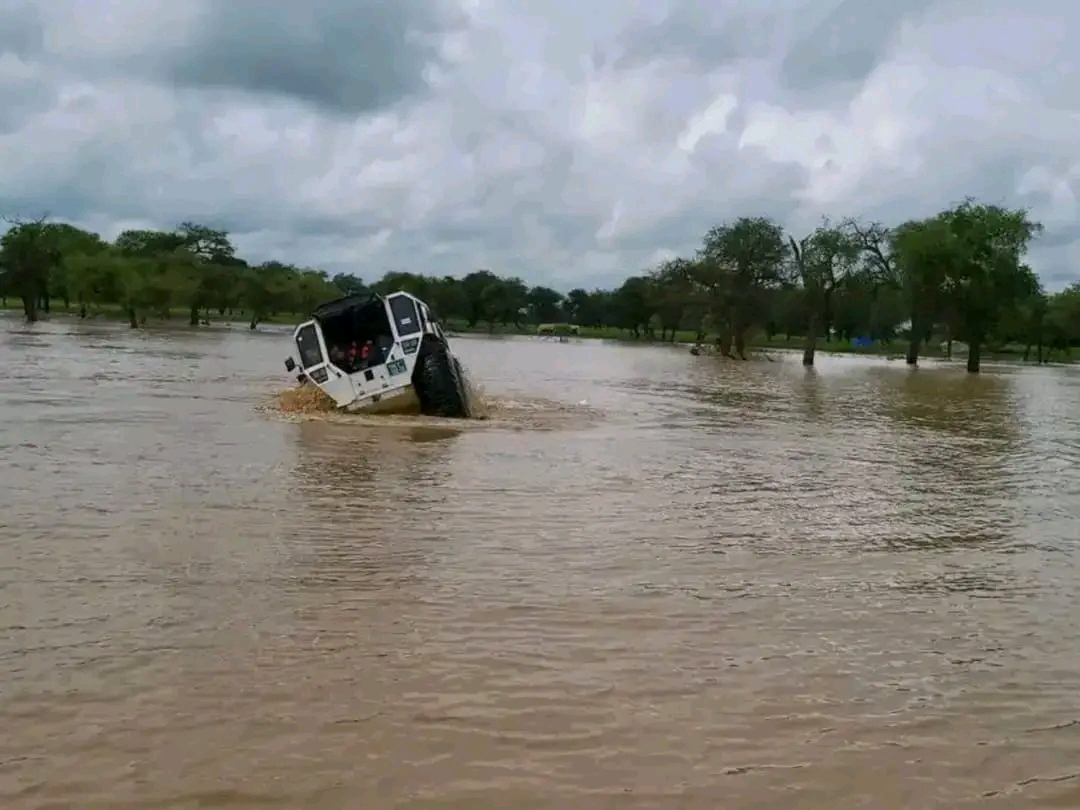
<box><xmin>2</xmin><ymin>313</ymin><xmax>1080</xmax><ymax>809</ymax></box>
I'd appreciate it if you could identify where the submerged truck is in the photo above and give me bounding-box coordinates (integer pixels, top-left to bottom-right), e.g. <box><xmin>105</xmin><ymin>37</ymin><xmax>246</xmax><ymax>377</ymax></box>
<box><xmin>284</xmin><ymin>291</ymin><xmax>473</xmax><ymax>418</ymax></box>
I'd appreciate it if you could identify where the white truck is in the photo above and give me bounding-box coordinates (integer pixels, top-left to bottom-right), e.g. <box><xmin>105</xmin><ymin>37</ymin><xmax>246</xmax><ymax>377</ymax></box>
<box><xmin>284</xmin><ymin>291</ymin><xmax>473</xmax><ymax>418</ymax></box>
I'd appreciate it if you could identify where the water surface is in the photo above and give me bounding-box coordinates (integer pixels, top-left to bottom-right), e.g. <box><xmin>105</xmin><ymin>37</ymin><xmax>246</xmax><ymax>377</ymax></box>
<box><xmin>2</xmin><ymin>314</ymin><xmax>1079</xmax><ymax>809</ymax></box>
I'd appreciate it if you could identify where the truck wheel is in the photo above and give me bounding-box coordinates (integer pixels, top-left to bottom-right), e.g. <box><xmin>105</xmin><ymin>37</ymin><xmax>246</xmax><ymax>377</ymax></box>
<box><xmin>415</xmin><ymin>340</ymin><xmax>469</xmax><ymax>418</ymax></box>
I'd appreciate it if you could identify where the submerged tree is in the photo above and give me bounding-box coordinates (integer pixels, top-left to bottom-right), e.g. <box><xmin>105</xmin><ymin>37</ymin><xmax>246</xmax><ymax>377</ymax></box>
<box><xmin>0</xmin><ymin>217</ymin><xmax>62</xmax><ymax>322</ymax></box>
<box><xmin>789</xmin><ymin>222</ymin><xmax>859</xmax><ymax>366</ymax></box>
<box><xmin>698</xmin><ymin>216</ymin><xmax>790</xmax><ymax>358</ymax></box>
<box><xmin>893</xmin><ymin>201</ymin><xmax>1043</xmax><ymax>372</ymax></box>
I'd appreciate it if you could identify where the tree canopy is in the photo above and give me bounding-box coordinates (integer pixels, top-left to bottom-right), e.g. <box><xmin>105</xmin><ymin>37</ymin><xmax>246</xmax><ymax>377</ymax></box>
<box><xmin>0</xmin><ymin>200</ymin><xmax>1071</xmax><ymax>373</ymax></box>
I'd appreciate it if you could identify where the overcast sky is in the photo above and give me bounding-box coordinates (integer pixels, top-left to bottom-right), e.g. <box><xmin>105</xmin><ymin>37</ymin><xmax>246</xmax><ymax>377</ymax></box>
<box><xmin>0</xmin><ymin>0</ymin><xmax>1076</xmax><ymax>291</ymax></box>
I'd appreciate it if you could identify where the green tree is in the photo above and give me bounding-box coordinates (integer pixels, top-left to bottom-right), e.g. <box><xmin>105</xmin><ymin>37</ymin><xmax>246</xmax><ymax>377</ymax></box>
<box><xmin>895</xmin><ymin>201</ymin><xmax>1043</xmax><ymax>372</ymax></box>
<box><xmin>698</xmin><ymin>216</ymin><xmax>790</xmax><ymax>358</ymax></box>
<box><xmin>482</xmin><ymin>277</ymin><xmax>529</xmax><ymax>329</ymax></box>
<box><xmin>789</xmin><ymin>222</ymin><xmax>859</xmax><ymax>366</ymax></box>
<box><xmin>526</xmin><ymin>285</ymin><xmax>564</xmax><ymax>323</ymax></box>
<box><xmin>460</xmin><ymin>270</ymin><xmax>502</xmax><ymax>328</ymax></box>
<box><xmin>0</xmin><ymin>217</ymin><xmax>61</xmax><ymax>322</ymax></box>
<box><xmin>243</xmin><ymin>262</ymin><xmax>296</xmax><ymax>329</ymax></box>
<box><xmin>890</xmin><ymin>218</ymin><xmax>953</xmax><ymax>365</ymax></box>
<box><xmin>612</xmin><ymin>276</ymin><xmax>656</xmax><ymax>337</ymax></box>
<box><xmin>331</xmin><ymin>273</ymin><xmax>368</xmax><ymax>297</ymax></box>
<box><xmin>649</xmin><ymin>259</ymin><xmax>694</xmax><ymax>341</ymax></box>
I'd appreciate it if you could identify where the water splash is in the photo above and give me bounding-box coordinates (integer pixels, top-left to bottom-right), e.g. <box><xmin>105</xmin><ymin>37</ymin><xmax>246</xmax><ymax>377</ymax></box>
<box><xmin>460</xmin><ymin>365</ymin><xmax>490</xmax><ymax>420</ymax></box>
<box><xmin>273</xmin><ymin>383</ymin><xmax>337</xmax><ymax>414</ymax></box>
<box><xmin>257</xmin><ymin>379</ymin><xmax>601</xmax><ymax>432</ymax></box>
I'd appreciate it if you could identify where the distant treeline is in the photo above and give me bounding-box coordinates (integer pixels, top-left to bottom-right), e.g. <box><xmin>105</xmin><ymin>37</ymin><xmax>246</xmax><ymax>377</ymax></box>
<box><xmin>1</xmin><ymin>198</ymin><xmax>1078</xmax><ymax>372</ymax></box>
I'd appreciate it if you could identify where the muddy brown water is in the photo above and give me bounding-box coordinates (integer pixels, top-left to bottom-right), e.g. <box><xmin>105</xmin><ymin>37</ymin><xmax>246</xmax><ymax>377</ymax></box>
<box><xmin>2</xmin><ymin>313</ymin><xmax>1080</xmax><ymax>809</ymax></box>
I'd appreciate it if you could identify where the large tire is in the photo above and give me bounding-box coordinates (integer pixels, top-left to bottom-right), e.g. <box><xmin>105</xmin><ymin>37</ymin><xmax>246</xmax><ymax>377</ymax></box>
<box><xmin>414</xmin><ymin>339</ymin><xmax>470</xmax><ymax>418</ymax></box>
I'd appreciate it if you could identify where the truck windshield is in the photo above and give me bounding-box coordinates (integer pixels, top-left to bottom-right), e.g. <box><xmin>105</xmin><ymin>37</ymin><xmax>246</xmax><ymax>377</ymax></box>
<box><xmin>388</xmin><ymin>296</ymin><xmax>421</xmax><ymax>337</ymax></box>
<box><xmin>295</xmin><ymin>323</ymin><xmax>324</xmax><ymax>369</ymax></box>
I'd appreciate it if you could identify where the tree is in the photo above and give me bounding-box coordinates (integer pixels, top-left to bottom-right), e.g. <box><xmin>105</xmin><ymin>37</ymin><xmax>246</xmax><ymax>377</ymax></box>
<box><xmin>563</xmin><ymin>288</ymin><xmax>611</xmax><ymax>328</ymax></box>
<box><xmin>1045</xmin><ymin>284</ymin><xmax>1080</xmax><ymax>360</ymax></box>
<box><xmin>115</xmin><ymin>229</ymin><xmax>187</xmax><ymax>258</ymax></box>
<box><xmin>891</xmin><ymin>218</ymin><xmax>954</xmax><ymax>365</ymax></box>
<box><xmin>39</xmin><ymin>223</ymin><xmax>109</xmax><ymax>311</ymax></box>
<box><xmin>937</xmin><ymin>201</ymin><xmax>1043</xmax><ymax>372</ymax></box>
<box><xmin>698</xmin><ymin>217</ymin><xmax>790</xmax><ymax>358</ymax></box>
<box><xmin>332</xmin><ymin>273</ymin><xmax>368</xmax><ymax>297</ymax></box>
<box><xmin>243</xmin><ymin>262</ymin><xmax>296</xmax><ymax>329</ymax></box>
<box><xmin>526</xmin><ymin>285</ymin><xmax>564</xmax><ymax>323</ymax></box>
<box><xmin>612</xmin><ymin>276</ymin><xmax>656</xmax><ymax>337</ymax></box>
<box><xmin>0</xmin><ymin>217</ymin><xmax>61</xmax><ymax>322</ymax></box>
<box><xmin>649</xmin><ymin>259</ymin><xmax>695</xmax><ymax>341</ymax></box>
<box><xmin>481</xmin><ymin>277</ymin><xmax>529</xmax><ymax>329</ymax></box>
<box><xmin>460</xmin><ymin>270</ymin><xmax>502</xmax><ymax>327</ymax></box>
<box><xmin>789</xmin><ymin>222</ymin><xmax>860</xmax><ymax>366</ymax></box>
<box><xmin>893</xmin><ymin>201</ymin><xmax>1043</xmax><ymax>372</ymax></box>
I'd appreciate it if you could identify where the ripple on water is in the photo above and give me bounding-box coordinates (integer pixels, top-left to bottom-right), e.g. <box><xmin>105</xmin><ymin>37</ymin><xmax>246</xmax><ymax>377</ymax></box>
<box><xmin>2</xmin><ymin>316</ymin><xmax>1080</xmax><ymax>808</ymax></box>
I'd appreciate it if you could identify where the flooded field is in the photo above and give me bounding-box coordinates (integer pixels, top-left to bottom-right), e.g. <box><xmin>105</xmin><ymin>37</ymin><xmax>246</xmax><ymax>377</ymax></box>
<box><xmin>2</xmin><ymin>313</ymin><xmax>1080</xmax><ymax>809</ymax></box>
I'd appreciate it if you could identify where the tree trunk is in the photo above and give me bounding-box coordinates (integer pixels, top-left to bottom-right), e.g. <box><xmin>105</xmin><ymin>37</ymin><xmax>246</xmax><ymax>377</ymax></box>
<box><xmin>22</xmin><ymin>294</ymin><xmax>38</xmax><ymax>323</ymax></box>
<box><xmin>249</xmin><ymin>314</ymin><xmax>259</xmax><ymax>330</ymax></box>
<box><xmin>190</xmin><ymin>304</ymin><xmax>200</xmax><ymax>326</ymax></box>
<box><xmin>803</xmin><ymin>312</ymin><xmax>818</xmax><ymax>367</ymax></box>
<box><xmin>1023</xmin><ymin>343</ymin><xmax>1031</xmax><ymax>362</ymax></box>
<box><xmin>1037</xmin><ymin>336</ymin><xmax>1044</xmax><ymax>364</ymax></box>
<box><xmin>734</xmin><ymin>330</ymin><xmax>747</xmax><ymax>360</ymax></box>
<box><xmin>717</xmin><ymin>332</ymin><xmax>732</xmax><ymax>357</ymax></box>
<box><xmin>127</xmin><ymin>306</ymin><xmax>138</xmax><ymax>328</ymax></box>
<box><xmin>966</xmin><ymin>340</ymin><xmax>982</xmax><ymax>373</ymax></box>
<box><xmin>905</xmin><ymin>319</ymin><xmax>922</xmax><ymax>366</ymax></box>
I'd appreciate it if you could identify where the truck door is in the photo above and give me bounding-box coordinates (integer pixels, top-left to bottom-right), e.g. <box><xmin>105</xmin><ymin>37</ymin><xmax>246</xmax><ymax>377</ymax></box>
<box><xmin>293</xmin><ymin>321</ymin><xmax>356</xmax><ymax>407</ymax></box>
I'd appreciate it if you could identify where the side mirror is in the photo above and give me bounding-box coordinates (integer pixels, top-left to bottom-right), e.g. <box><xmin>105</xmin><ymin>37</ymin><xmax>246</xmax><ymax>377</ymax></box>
<box><xmin>284</xmin><ymin>357</ymin><xmax>296</xmax><ymax>372</ymax></box>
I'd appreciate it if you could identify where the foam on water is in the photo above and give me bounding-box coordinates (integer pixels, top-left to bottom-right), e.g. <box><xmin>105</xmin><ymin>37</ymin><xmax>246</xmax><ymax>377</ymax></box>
<box><xmin>257</xmin><ymin>373</ymin><xmax>602</xmax><ymax>432</ymax></box>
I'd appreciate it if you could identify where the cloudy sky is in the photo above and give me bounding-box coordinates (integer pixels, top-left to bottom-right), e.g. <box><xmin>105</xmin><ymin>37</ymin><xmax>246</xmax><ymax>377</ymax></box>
<box><xmin>0</xmin><ymin>0</ymin><xmax>1076</xmax><ymax>291</ymax></box>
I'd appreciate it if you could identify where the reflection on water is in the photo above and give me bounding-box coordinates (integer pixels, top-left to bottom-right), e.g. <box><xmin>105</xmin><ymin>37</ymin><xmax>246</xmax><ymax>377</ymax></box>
<box><xmin>886</xmin><ymin>365</ymin><xmax>1017</xmax><ymax>440</ymax></box>
<box><xmin>2</xmin><ymin>315</ymin><xmax>1080</xmax><ymax>808</ymax></box>
<box><xmin>795</xmin><ymin>365</ymin><xmax>826</xmax><ymax>421</ymax></box>
<box><xmin>874</xmin><ymin>367</ymin><xmax>1022</xmax><ymax>554</ymax></box>
<box><xmin>283</xmin><ymin>422</ymin><xmax>461</xmax><ymax>596</ymax></box>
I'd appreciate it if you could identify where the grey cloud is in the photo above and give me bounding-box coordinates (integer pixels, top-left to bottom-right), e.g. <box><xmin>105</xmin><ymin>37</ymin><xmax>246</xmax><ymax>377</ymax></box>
<box><xmin>3</xmin><ymin>0</ymin><xmax>1080</xmax><ymax>291</ymax></box>
<box><xmin>615</xmin><ymin>0</ymin><xmax>940</xmax><ymax>111</ymax></box>
<box><xmin>299</xmin><ymin>216</ymin><xmax>391</xmax><ymax>240</ymax></box>
<box><xmin>0</xmin><ymin>72</ymin><xmax>52</xmax><ymax>135</ymax></box>
<box><xmin>610</xmin><ymin>164</ymin><xmax>809</xmax><ymax>256</ymax></box>
<box><xmin>0</xmin><ymin>2</ymin><xmax>51</xmax><ymax>133</ymax></box>
<box><xmin>1025</xmin><ymin>224</ymin><xmax>1080</xmax><ymax>252</ymax></box>
<box><xmin>616</xmin><ymin>3</ymin><xmax>780</xmax><ymax>72</ymax></box>
<box><xmin>142</xmin><ymin>0</ymin><xmax>458</xmax><ymax>115</ymax></box>
<box><xmin>778</xmin><ymin>0</ymin><xmax>936</xmax><ymax>93</ymax></box>
<box><xmin>0</xmin><ymin>2</ymin><xmax>44</xmax><ymax>60</ymax></box>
